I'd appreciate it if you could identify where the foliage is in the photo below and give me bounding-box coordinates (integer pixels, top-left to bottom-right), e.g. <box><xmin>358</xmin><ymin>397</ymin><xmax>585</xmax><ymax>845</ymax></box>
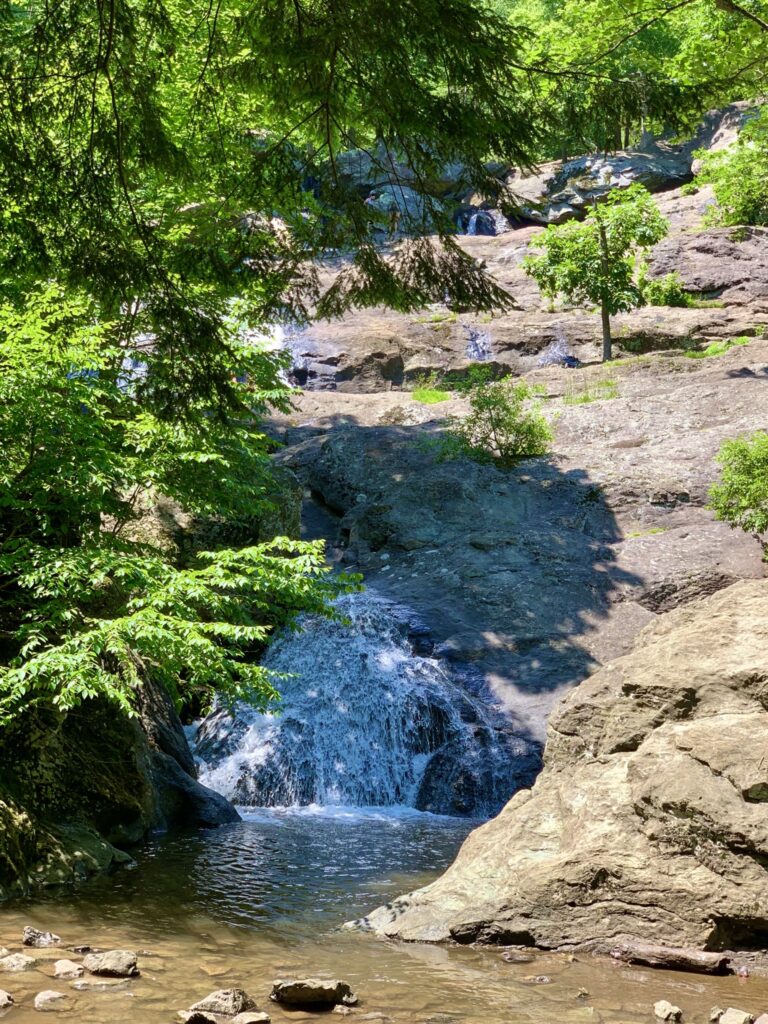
<box><xmin>641</xmin><ymin>271</ymin><xmax>695</xmax><ymax>308</ymax></box>
<box><xmin>709</xmin><ymin>432</ymin><xmax>768</xmax><ymax>554</ymax></box>
<box><xmin>684</xmin><ymin>336</ymin><xmax>751</xmax><ymax>358</ymax></box>
<box><xmin>563</xmin><ymin>376</ymin><xmax>619</xmax><ymax>404</ymax></box>
<box><xmin>440</xmin><ymin>378</ymin><xmax>553</xmax><ymax>466</ymax></box>
<box><xmin>0</xmin><ymin>289</ymin><xmax>359</xmax><ymax>723</ymax></box>
<box><xmin>413</xmin><ymin>388</ymin><xmax>452</xmax><ymax>404</ymax></box>
<box><xmin>694</xmin><ymin>106</ymin><xmax>768</xmax><ymax>226</ymax></box>
<box><xmin>523</xmin><ymin>185</ymin><xmax>668</xmax><ymax>359</ymax></box>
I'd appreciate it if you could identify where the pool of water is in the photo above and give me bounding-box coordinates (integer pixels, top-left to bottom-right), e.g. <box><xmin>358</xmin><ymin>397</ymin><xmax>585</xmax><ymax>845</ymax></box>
<box><xmin>0</xmin><ymin>808</ymin><xmax>766</xmax><ymax>1023</ymax></box>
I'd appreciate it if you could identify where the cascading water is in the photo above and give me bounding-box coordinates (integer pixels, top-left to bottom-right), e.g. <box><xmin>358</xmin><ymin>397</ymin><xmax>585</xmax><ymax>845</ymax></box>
<box><xmin>193</xmin><ymin>592</ymin><xmax>535</xmax><ymax>817</ymax></box>
<box><xmin>465</xmin><ymin>324</ymin><xmax>494</xmax><ymax>361</ymax></box>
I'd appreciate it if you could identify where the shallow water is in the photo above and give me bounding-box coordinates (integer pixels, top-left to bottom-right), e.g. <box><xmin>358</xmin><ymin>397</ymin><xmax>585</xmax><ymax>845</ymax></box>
<box><xmin>1</xmin><ymin>808</ymin><xmax>767</xmax><ymax>1024</ymax></box>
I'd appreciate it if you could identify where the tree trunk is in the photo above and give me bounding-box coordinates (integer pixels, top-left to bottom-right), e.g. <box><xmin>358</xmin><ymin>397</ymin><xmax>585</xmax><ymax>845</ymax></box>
<box><xmin>601</xmin><ymin>301</ymin><xmax>612</xmax><ymax>362</ymax></box>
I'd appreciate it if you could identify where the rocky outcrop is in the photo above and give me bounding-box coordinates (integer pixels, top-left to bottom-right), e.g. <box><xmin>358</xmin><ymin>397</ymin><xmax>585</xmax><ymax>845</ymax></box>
<box><xmin>0</xmin><ymin>675</ymin><xmax>238</xmax><ymax>902</ymax></box>
<box><xmin>504</xmin><ymin>103</ymin><xmax>757</xmax><ymax>225</ymax></box>
<box><xmin>357</xmin><ymin>581</ymin><xmax>768</xmax><ymax>951</ymax></box>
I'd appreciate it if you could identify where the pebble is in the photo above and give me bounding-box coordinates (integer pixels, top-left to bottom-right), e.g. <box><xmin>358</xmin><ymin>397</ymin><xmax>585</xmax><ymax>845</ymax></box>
<box><xmin>0</xmin><ymin>990</ymin><xmax>13</xmax><ymax>1009</ymax></box>
<box><xmin>521</xmin><ymin>975</ymin><xmax>551</xmax><ymax>984</ymax></box>
<box><xmin>654</xmin><ymin>1000</ymin><xmax>683</xmax><ymax>1022</ymax></box>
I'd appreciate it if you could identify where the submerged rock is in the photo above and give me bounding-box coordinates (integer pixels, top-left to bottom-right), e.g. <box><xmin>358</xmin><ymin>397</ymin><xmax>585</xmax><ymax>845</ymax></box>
<box><xmin>82</xmin><ymin>949</ymin><xmax>139</xmax><ymax>977</ymax></box>
<box><xmin>357</xmin><ymin>581</ymin><xmax>768</xmax><ymax>954</ymax></box>
<box><xmin>33</xmin><ymin>989</ymin><xmax>69</xmax><ymax>1011</ymax></box>
<box><xmin>270</xmin><ymin>979</ymin><xmax>358</xmax><ymax>1009</ymax></box>
<box><xmin>0</xmin><ymin>953</ymin><xmax>36</xmax><ymax>971</ymax></box>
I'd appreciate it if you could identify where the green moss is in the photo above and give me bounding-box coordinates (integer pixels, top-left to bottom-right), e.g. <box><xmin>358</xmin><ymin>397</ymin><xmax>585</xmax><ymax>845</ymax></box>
<box><xmin>412</xmin><ymin>388</ymin><xmax>452</xmax><ymax>404</ymax></box>
<box><xmin>563</xmin><ymin>377</ymin><xmax>618</xmax><ymax>404</ymax></box>
<box><xmin>684</xmin><ymin>336</ymin><xmax>751</xmax><ymax>359</ymax></box>
<box><xmin>626</xmin><ymin>526</ymin><xmax>667</xmax><ymax>538</ymax></box>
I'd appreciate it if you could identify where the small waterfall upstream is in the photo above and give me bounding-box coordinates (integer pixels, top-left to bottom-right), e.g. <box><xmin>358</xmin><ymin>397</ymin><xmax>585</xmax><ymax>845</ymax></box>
<box><xmin>193</xmin><ymin>592</ymin><xmax>533</xmax><ymax>817</ymax></box>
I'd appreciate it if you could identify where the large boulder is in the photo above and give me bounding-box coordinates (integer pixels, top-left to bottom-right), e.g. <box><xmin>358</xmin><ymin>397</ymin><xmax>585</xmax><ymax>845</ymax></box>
<box><xmin>357</xmin><ymin>581</ymin><xmax>768</xmax><ymax>951</ymax></box>
<box><xmin>505</xmin><ymin>102</ymin><xmax>758</xmax><ymax>225</ymax></box>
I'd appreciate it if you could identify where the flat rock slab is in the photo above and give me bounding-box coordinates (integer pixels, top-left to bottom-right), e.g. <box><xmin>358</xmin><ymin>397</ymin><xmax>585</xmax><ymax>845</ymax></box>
<box><xmin>610</xmin><ymin>942</ymin><xmax>729</xmax><ymax>974</ymax></box>
<box><xmin>270</xmin><ymin>979</ymin><xmax>358</xmax><ymax>1008</ymax></box>
<box><xmin>82</xmin><ymin>950</ymin><xmax>138</xmax><ymax>977</ymax></box>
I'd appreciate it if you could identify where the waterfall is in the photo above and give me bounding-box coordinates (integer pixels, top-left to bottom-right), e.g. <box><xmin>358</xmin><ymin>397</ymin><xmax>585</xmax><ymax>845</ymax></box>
<box><xmin>193</xmin><ymin>592</ymin><xmax>535</xmax><ymax>817</ymax></box>
<box><xmin>465</xmin><ymin>325</ymin><xmax>494</xmax><ymax>362</ymax></box>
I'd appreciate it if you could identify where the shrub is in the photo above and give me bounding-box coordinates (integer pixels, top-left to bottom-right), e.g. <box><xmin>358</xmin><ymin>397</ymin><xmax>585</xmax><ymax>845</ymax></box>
<box><xmin>694</xmin><ymin>107</ymin><xmax>768</xmax><ymax>227</ymax></box>
<box><xmin>641</xmin><ymin>271</ymin><xmax>694</xmax><ymax>308</ymax></box>
<box><xmin>709</xmin><ymin>432</ymin><xmax>768</xmax><ymax>556</ymax></box>
<box><xmin>441</xmin><ymin>378</ymin><xmax>552</xmax><ymax>466</ymax></box>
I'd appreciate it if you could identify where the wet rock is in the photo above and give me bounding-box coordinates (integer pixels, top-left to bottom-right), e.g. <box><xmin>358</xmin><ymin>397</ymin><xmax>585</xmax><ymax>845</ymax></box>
<box><xmin>189</xmin><ymin>989</ymin><xmax>258</xmax><ymax>1016</ymax></box>
<box><xmin>53</xmin><ymin>959</ymin><xmax>83</xmax><ymax>978</ymax></box>
<box><xmin>0</xmin><ymin>949</ymin><xmax>6</xmax><ymax>959</ymax></box>
<box><xmin>711</xmin><ymin>1011</ymin><xmax>725</xmax><ymax>1023</ymax></box>
<box><xmin>0</xmin><ymin>990</ymin><xmax>13</xmax><ymax>1008</ymax></box>
<box><xmin>522</xmin><ymin>975</ymin><xmax>551</xmax><ymax>984</ymax></box>
<box><xmin>719</xmin><ymin>1011</ymin><xmax>754</xmax><ymax>1024</ymax></box>
<box><xmin>609</xmin><ymin>942</ymin><xmax>729</xmax><ymax>974</ymax></box>
<box><xmin>232</xmin><ymin>1014</ymin><xmax>272</xmax><ymax>1024</ymax></box>
<box><xmin>82</xmin><ymin>949</ymin><xmax>139</xmax><ymax>977</ymax></box>
<box><xmin>71</xmin><ymin>945</ymin><xmax>94</xmax><ymax>955</ymax></box>
<box><xmin>270</xmin><ymin>979</ymin><xmax>359</xmax><ymax>1009</ymax></box>
<box><xmin>34</xmin><ymin>989</ymin><xmax>69</xmax><ymax>1011</ymax></box>
<box><xmin>752</xmin><ymin>1014</ymin><xmax>768</xmax><ymax>1024</ymax></box>
<box><xmin>0</xmin><ymin>953</ymin><xmax>36</xmax><ymax>971</ymax></box>
<box><xmin>357</xmin><ymin>582</ymin><xmax>768</xmax><ymax>951</ymax></box>
<box><xmin>654</xmin><ymin>1001</ymin><xmax>683</xmax><ymax>1022</ymax></box>
<box><xmin>23</xmin><ymin>927</ymin><xmax>60</xmax><ymax>948</ymax></box>
<box><xmin>72</xmin><ymin>978</ymin><xmax>131</xmax><ymax>992</ymax></box>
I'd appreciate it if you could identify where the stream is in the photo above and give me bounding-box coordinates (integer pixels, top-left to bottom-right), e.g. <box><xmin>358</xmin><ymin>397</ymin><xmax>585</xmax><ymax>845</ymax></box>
<box><xmin>4</xmin><ymin>804</ymin><xmax>768</xmax><ymax>1024</ymax></box>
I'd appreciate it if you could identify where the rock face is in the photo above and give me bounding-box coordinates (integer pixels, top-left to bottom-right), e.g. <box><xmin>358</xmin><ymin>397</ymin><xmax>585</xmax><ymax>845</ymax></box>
<box><xmin>505</xmin><ymin>103</ymin><xmax>757</xmax><ymax>224</ymax></box>
<box><xmin>357</xmin><ymin>581</ymin><xmax>768</xmax><ymax>951</ymax></box>
<box><xmin>0</xmin><ymin>676</ymin><xmax>238</xmax><ymax>902</ymax></box>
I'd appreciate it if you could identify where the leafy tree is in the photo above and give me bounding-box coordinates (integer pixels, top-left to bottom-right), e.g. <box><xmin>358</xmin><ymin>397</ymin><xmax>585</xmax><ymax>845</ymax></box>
<box><xmin>0</xmin><ymin>286</ymin><xmax>359</xmax><ymax>723</ymax></box>
<box><xmin>694</xmin><ymin>106</ymin><xmax>768</xmax><ymax>225</ymax></box>
<box><xmin>709</xmin><ymin>432</ymin><xmax>768</xmax><ymax>555</ymax></box>
<box><xmin>523</xmin><ymin>185</ymin><xmax>668</xmax><ymax>360</ymax></box>
<box><xmin>442</xmin><ymin>376</ymin><xmax>552</xmax><ymax>466</ymax></box>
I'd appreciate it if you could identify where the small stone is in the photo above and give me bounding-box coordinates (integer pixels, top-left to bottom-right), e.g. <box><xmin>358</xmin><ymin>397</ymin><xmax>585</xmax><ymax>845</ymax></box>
<box><xmin>71</xmin><ymin>945</ymin><xmax>94</xmax><ymax>955</ymax></box>
<box><xmin>54</xmin><ymin>959</ymin><xmax>83</xmax><ymax>979</ymax></box>
<box><xmin>333</xmin><ymin>1009</ymin><xmax>354</xmax><ymax>1017</ymax></box>
<box><xmin>178</xmin><ymin>1013</ymin><xmax>220</xmax><ymax>1024</ymax></box>
<box><xmin>654</xmin><ymin>1001</ymin><xmax>683</xmax><ymax>1022</ymax></box>
<box><xmin>522</xmin><ymin>975</ymin><xmax>551</xmax><ymax>984</ymax></box>
<box><xmin>576</xmin><ymin>988</ymin><xmax>589</xmax><ymax>999</ymax></box>
<box><xmin>720</xmin><ymin>1011</ymin><xmax>753</xmax><ymax>1024</ymax></box>
<box><xmin>24</xmin><ymin>927</ymin><xmax>60</xmax><ymax>948</ymax></box>
<box><xmin>82</xmin><ymin>950</ymin><xmax>138</xmax><ymax>978</ymax></box>
<box><xmin>231</xmin><ymin>1014</ymin><xmax>272</xmax><ymax>1024</ymax></box>
<box><xmin>753</xmin><ymin>1015</ymin><xmax>768</xmax><ymax>1024</ymax></box>
<box><xmin>0</xmin><ymin>953</ymin><xmax>37</xmax><ymax>972</ymax></box>
<box><xmin>0</xmin><ymin>990</ymin><xmax>13</xmax><ymax>1008</ymax></box>
<box><xmin>270</xmin><ymin>979</ymin><xmax>358</xmax><ymax>1009</ymax></box>
<box><xmin>189</xmin><ymin>989</ymin><xmax>258</xmax><ymax>1016</ymax></box>
<box><xmin>737</xmin><ymin>966</ymin><xmax>751</xmax><ymax>978</ymax></box>
<box><xmin>34</xmin><ymin>989</ymin><xmax>69</xmax><ymax>1011</ymax></box>
<box><xmin>711</xmin><ymin>1011</ymin><xmax>725</xmax><ymax>1023</ymax></box>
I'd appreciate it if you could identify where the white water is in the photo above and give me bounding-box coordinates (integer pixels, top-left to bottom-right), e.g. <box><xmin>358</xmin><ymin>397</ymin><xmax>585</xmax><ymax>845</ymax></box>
<box><xmin>194</xmin><ymin>592</ymin><xmax>534</xmax><ymax>817</ymax></box>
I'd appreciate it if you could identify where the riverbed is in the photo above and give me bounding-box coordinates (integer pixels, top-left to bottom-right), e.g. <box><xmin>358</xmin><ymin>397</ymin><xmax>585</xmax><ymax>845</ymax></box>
<box><xmin>1</xmin><ymin>807</ymin><xmax>767</xmax><ymax>1023</ymax></box>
